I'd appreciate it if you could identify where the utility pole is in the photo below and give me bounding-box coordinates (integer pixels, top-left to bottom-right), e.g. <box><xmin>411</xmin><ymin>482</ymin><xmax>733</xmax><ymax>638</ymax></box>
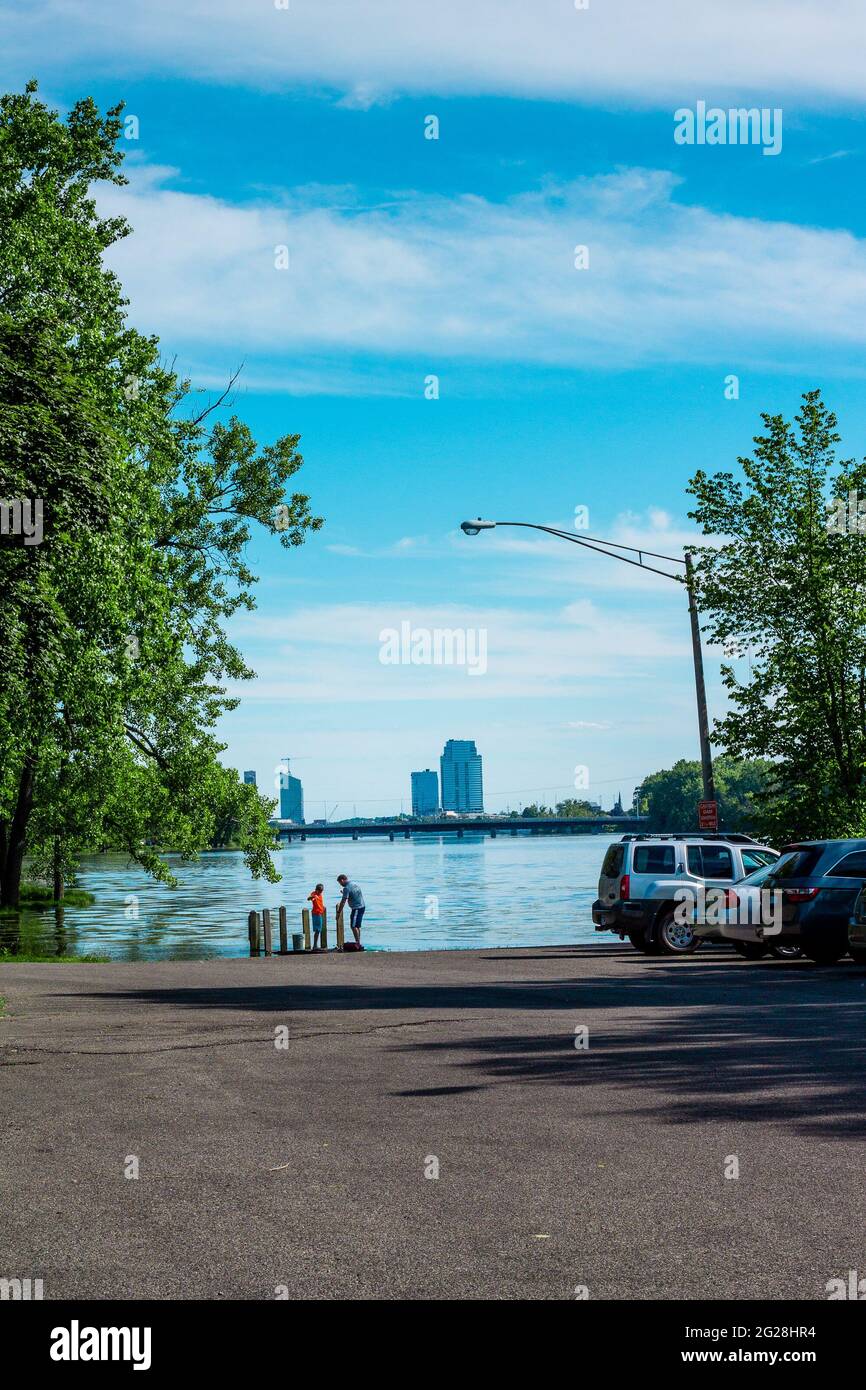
<box><xmin>684</xmin><ymin>550</ymin><xmax>716</xmax><ymax>803</ymax></box>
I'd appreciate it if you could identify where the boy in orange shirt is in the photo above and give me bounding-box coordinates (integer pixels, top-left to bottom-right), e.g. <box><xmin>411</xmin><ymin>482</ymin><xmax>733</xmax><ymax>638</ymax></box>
<box><xmin>308</xmin><ymin>883</ymin><xmax>325</xmax><ymax>950</ymax></box>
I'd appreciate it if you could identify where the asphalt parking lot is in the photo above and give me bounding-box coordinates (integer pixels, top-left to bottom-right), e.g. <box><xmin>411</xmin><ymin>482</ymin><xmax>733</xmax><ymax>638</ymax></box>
<box><xmin>3</xmin><ymin>943</ymin><xmax>866</xmax><ymax>1299</ymax></box>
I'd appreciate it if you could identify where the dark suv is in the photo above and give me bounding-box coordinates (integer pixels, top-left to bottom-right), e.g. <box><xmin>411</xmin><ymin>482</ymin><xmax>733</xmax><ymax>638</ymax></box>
<box><xmin>762</xmin><ymin>840</ymin><xmax>866</xmax><ymax>964</ymax></box>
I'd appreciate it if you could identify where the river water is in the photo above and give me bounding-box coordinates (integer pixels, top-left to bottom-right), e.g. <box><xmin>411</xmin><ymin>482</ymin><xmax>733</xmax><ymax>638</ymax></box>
<box><xmin>5</xmin><ymin>833</ymin><xmax>622</xmax><ymax>960</ymax></box>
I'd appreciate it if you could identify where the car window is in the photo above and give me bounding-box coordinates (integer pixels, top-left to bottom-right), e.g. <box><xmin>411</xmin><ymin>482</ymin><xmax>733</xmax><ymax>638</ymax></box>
<box><xmin>632</xmin><ymin>845</ymin><xmax>675</xmax><ymax>874</ymax></box>
<box><xmin>600</xmin><ymin>844</ymin><xmax>625</xmax><ymax>877</ymax></box>
<box><xmin>687</xmin><ymin>845</ymin><xmax>734</xmax><ymax>879</ymax></box>
<box><xmin>701</xmin><ymin>846</ymin><xmax>734</xmax><ymax>879</ymax></box>
<box><xmin>774</xmin><ymin>848</ymin><xmax>824</xmax><ymax>878</ymax></box>
<box><xmin>737</xmin><ymin>862</ymin><xmax>777</xmax><ymax>886</ymax></box>
<box><xmin>741</xmin><ymin>849</ymin><xmax>778</xmax><ymax>873</ymax></box>
<box><xmin>826</xmin><ymin>851</ymin><xmax>866</xmax><ymax>878</ymax></box>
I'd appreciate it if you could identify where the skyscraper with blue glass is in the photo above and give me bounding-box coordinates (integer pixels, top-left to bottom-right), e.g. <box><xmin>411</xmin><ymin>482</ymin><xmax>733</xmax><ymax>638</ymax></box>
<box><xmin>440</xmin><ymin>740</ymin><xmax>484</xmax><ymax>813</ymax></box>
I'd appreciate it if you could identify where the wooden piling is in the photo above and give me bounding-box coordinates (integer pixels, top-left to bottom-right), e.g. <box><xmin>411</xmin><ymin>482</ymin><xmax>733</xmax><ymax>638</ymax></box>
<box><xmin>336</xmin><ymin>905</ymin><xmax>345</xmax><ymax>951</ymax></box>
<box><xmin>278</xmin><ymin>905</ymin><xmax>288</xmax><ymax>954</ymax></box>
<box><xmin>262</xmin><ymin>908</ymin><xmax>273</xmax><ymax>957</ymax></box>
<box><xmin>302</xmin><ymin>908</ymin><xmax>311</xmax><ymax>952</ymax></box>
<box><xmin>321</xmin><ymin>904</ymin><xmax>328</xmax><ymax>950</ymax></box>
<box><xmin>248</xmin><ymin>910</ymin><xmax>260</xmax><ymax>957</ymax></box>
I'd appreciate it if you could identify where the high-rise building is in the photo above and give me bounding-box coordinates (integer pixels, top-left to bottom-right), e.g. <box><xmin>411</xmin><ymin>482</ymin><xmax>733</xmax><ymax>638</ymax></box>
<box><xmin>279</xmin><ymin>769</ymin><xmax>304</xmax><ymax>823</ymax></box>
<box><xmin>440</xmin><ymin>740</ymin><xmax>484</xmax><ymax>813</ymax></box>
<box><xmin>243</xmin><ymin>770</ymin><xmax>257</xmax><ymax>786</ymax></box>
<box><xmin>411</xmin><ymin>769</ymin><xmax>439</xmax><ymax>817</ymax></box>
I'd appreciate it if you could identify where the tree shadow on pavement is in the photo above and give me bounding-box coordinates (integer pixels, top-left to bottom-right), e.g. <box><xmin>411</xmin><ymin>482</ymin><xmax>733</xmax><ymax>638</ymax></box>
<box><xmin>396</xmin><ymin>959</ymin><xmax>866</xmax><ymax>1139</ymax></box>
<box><xmin>56</xmin><ymin>956</ymin><xmax>866</xmax><ymax>1138</ymax></box>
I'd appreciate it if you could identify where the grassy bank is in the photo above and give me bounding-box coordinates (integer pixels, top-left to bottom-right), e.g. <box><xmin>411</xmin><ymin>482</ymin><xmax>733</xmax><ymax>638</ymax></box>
<box><xmin>0</xmin><ymin>884</ymin><xmax>96</xmax><ymax>915</ymax></box>
<box><xmin>0</xmin><ymin>949</ymin><xmax>109</xmax><ymax>964</ymax></box>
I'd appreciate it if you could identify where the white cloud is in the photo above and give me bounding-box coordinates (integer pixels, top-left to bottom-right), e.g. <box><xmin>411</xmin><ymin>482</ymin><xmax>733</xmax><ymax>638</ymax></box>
<box><xmin>100</xmin><ymin>163</ymin><xmax>866</xmax><ymax>387</ymax></box>
<box><xmin>229</xmin><ymin>597</ymin><xmax>688</xmax><ymax>704</ymax></box>
<box><xmin>9</xmin><ymin>1</ymin><xmax>866</xmax><ymax>107</ymax></box>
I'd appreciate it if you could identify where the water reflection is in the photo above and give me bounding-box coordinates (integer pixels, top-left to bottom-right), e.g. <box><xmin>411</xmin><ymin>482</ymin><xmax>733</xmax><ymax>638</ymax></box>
<box><xmin>15</xmin><ymin>833</ymin><xmax>619</xmax><ymax>960</ymax></box>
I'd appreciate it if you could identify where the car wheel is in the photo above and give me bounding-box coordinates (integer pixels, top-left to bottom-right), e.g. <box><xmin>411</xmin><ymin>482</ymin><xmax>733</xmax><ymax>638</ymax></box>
<box><xmin>656</xmin><ymin>910</ymin><xmax>699</xmax><ymax>955</ymax></box>
<box><xmin>732</xmin><ymin>941</ymin><xmax>767</xmax><ymax>960</ymax></box>
<box><xmin>768</xmin><ymin>943</ymin><xmax>803</xmax><ymax>960</ymax></box>
<box><xmin>802</xmin><ymin>933</ymin><xmax>847</xmax><ymax>965</ymax></box>
<box><xmin>626</xmin><ymin>928</ymin><xmax>648</xmax><ymax>952</ymax></box>
<box><xmin>848</xmin><ymin>944</ymin><xmax>866</xmax><ymax>963</ymax></box>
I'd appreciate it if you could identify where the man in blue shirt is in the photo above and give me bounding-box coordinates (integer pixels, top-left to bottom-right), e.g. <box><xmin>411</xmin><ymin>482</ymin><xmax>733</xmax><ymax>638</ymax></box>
<box><xmin>337</xmin><ymin>874</ymin><xmax>365</xmax><ymax>948</ymax></box>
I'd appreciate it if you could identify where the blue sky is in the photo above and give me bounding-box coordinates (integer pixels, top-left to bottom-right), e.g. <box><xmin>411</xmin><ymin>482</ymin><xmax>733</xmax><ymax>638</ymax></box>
<box><xmin>7</xmin><ymin>1</ymin><xmax>866</xmax><ymax>815</ymax></box>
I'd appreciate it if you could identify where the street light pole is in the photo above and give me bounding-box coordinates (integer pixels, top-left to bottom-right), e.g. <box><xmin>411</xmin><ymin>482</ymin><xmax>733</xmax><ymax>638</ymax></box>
<box><xmin>460</xmin><ymin>518</ymin><xmax>716</xmax><ymax>803</ymax></box>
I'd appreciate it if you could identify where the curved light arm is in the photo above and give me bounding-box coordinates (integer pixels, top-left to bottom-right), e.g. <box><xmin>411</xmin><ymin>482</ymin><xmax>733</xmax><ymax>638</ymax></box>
<box><xmin>461</xmin><ymin>518</ymin><xmax>687</xmax><ymax>582</ymax></box>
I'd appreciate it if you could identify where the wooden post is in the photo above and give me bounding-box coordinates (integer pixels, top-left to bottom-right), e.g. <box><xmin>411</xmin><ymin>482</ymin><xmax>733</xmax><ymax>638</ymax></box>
<box><xmin>248</xmin><ymin>910</ymin><xmax>260</xmax><ymax>957</ymax></box>
<box><xmin>302</xmin><ymin>908</ymin><xmax>311</xmax><ymax>952</ymax></box>
<box><xmin>278</xmin><ymin>905</ymin><xmax>288</xmax><ymax>954</ymax></box>
<box><xmin>321</xmin><ymin>904</ymin><xmax>328</xmax><ymax>950</ymax></box>
<box><xmin>336</xmin><ymin>905</ymin><xmax>345</xmax><ymax>951</ymax></box>
<box><xmin>262</xmin><ymin>908</ymin><xmax>273</xmax><ymax>957</ymax></box>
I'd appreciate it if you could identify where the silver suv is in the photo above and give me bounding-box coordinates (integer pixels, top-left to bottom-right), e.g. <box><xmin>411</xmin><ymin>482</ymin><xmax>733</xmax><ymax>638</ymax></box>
<box><xmin>591</xmin><ymin>833</ymin><xmax>779</xmax><ymax>955</ymax></box>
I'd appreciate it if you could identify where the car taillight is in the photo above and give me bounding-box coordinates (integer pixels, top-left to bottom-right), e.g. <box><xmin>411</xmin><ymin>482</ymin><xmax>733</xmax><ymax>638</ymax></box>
<box><xmin>784</xmin><ymin>887</ymin><xmax>820</xmax><ymax>904</ymax></box>
<box><xmin>619</xmin><ymin>874</ymin><xmax>630</xmax><ymax>902</ymax></box>
<box><xmin>724</xmin><ymin>888</ymin><xmax>739</xmax><ymax>909</ymax></box>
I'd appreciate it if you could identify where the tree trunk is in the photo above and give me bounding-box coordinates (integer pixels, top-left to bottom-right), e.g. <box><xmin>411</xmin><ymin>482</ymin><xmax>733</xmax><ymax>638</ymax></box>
<box><xmin>52</xmin><ymin>837</ymin><xmax>64</xmax><ymax>903</ymax></box>
<box><xmin>0</xmin><ymin>756</ymin><xmax>36</xmax><ymax>909</ymax></box>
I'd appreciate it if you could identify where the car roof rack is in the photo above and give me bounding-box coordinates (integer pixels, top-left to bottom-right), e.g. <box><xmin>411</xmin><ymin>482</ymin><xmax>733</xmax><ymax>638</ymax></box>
<box><xmin>618</xmin><ymin>832</ymin><xmax>758</xmax><ymax>844</ymax></box>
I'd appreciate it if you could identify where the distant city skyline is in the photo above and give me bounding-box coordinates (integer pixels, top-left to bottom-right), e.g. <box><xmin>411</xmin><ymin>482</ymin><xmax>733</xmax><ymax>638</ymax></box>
<box><xmin>245</xmin><ymin>749</ymin><xmax>632</xmax><ymax>820</ymax></box>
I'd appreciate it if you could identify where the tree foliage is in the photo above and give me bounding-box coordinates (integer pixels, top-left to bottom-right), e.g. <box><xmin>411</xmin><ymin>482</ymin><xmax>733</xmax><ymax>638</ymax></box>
<box><xmin>0</xmin><ymin>84</ymin><xmax>322</xmax><ymax>905</ymax></box>
<box><xmin>635</xmin><ymin>758</ymin><xmax>774</xmax><ymax>835</ymax></box>
<box><xmin>687</xmin><ymin>391</ymin><xmax>866</xmax><ymax>843</ymax></box>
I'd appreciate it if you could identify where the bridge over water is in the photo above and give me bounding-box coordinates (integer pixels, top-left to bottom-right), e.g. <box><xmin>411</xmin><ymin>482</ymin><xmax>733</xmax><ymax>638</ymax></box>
<box><xmin>271</xmin><ymin>816</ymin><xmax>647</xmax><ymax>841</ymax></box>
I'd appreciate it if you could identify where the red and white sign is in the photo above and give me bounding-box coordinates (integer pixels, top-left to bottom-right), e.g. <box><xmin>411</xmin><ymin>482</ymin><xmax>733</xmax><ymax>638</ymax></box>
<box><xmin>697</xmin><ymin>800</ymin><xmax>719</xmax><ymax>831</ymax></box>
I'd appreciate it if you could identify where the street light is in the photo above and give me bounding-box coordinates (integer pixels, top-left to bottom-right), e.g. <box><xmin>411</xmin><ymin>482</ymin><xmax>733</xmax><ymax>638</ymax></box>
<box><xmin>459</xmin><ymin>517</ymin><xmax>716</xmax><ymax>803</ymax></box>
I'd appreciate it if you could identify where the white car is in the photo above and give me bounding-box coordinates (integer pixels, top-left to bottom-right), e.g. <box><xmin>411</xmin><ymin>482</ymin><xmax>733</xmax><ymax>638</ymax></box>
<box><xmin>690</xmin><ymin>861</ymin><xmax>802</xmax><ymax>959</ymax></box>
<box><xmin>592</xmin><ymin>833</ymin><xmax>778</xmax><ymax>955</ymax></box>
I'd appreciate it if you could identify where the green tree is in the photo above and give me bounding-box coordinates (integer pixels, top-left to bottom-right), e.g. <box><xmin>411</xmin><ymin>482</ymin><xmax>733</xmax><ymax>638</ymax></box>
<box><xmin>687</xmin><ymin>391</ymin><xmax>866</xmax><ymax>843</ymax></box>
<box><xmin>636</xmin><ymin>757</ymin><xmax>773</xmax><ymax>834</ymax></box>
<box><xmin>0</xmin><ymin>84</ymin><xmax>322</xmax><ymax>906</ymax></box>
<box><xmin>554</xmin><ymin>799</ymin><xmax>597</xmax><ymax>818</ymax></box>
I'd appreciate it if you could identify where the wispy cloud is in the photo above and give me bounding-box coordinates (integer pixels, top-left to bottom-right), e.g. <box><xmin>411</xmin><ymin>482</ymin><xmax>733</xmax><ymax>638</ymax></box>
<box><xmin>100</xmin><ymin>163</ymin><xmax>866</xmax><ymax>391</ymax></box>
<box><xmin>229</xmin><ymin>597</ymin><xmax>689</xmax><ymax>705</ymax></box>
<box><xmin>807</xmin><ymin>149</ymin><xmax>855</xmax><ymax>165</ymax></box>
<box><xmin>9</xmin><ymin>1</ymin><xmax>866</xmax><ymax>107</ymax></box>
